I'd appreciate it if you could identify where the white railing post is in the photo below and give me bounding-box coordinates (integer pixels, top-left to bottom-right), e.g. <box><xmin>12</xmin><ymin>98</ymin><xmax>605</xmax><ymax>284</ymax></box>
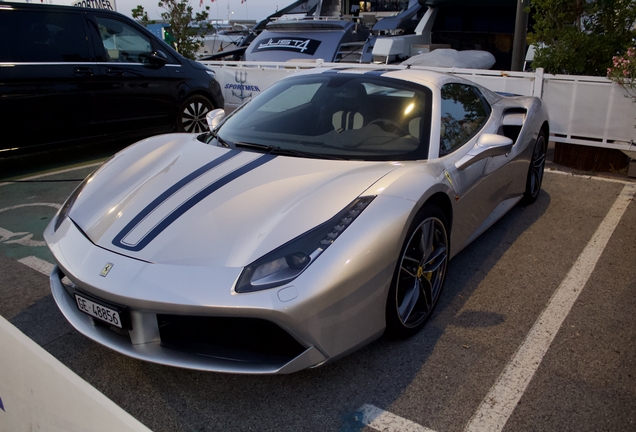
<box><xmin>533</xmin><ymin>68</ymin><xmax>544</xmax><ymax>98</ymax></box>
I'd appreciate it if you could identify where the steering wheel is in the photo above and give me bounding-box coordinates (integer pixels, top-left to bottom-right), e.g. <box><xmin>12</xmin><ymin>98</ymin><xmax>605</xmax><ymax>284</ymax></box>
<box><xmin>368</xmin><ymin>118</ymin><xmax>409</xmax><ymax>136</ymax></box>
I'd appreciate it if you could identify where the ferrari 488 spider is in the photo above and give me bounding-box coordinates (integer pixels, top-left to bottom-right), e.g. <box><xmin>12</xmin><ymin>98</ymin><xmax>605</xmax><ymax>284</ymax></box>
<box><xmin>45</xmin><ymin>68</ymin><xmax>549</xmax><ymax>374</ymax></box>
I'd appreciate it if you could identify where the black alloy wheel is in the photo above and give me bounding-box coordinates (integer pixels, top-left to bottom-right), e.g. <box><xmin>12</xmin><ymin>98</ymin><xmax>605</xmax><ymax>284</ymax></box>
<box><xmin>523</xmin><ymin>130</ymin><xmax>547</xmax><ymax>204</ymax></box>
<box><xmin>386</xmin><ymin>204</ymin><xmax>449</xmax><ymax>338</ymax></box>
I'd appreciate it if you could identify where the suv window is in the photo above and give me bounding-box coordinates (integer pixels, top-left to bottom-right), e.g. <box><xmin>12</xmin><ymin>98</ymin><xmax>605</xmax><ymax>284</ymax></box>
<box><xmin>0</xmin><ymin>11</ymin><xmax>90</xmax><ymax>62</ymax></box>
<box><xmin>95</xmin><ymin>16</ymin><xmax>153</xmax><ymax>63</ymax></box>
<box><xmin>439</xmin><ymin>84</ymin><xmax>490</xmax><ymax>156</ymax></box>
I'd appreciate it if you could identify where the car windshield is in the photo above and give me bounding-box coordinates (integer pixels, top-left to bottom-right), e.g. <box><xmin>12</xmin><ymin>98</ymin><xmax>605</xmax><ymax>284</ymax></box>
<box><xmin>213</xmin><ymin>73</ymin><xmax>433</xmax><ymax>161</ymax></box>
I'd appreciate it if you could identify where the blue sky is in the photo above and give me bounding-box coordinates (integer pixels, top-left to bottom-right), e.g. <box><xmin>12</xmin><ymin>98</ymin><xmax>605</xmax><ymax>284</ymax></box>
<box><xmin>121</xmin><ymin>0</ymin><xmax>284</xmax><ymax>21</ymax></box>
<box><xmin>21</xmin><ymin>0</ymin><xmax>286</xmax><ymax>22</ymax></box>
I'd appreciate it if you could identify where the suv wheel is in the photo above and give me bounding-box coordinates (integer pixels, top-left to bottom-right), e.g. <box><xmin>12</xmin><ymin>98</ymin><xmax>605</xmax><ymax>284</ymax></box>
<box><xmin>178</xmin><ymin>95</ymin><xmax>213</xmax><ymax>133</ymax></box>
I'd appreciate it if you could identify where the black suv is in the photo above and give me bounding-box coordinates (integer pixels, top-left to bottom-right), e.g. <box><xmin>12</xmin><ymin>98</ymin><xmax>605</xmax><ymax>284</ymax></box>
<box><xmin>0</xmin><ymin>2</ymin><xmax>224</xmax><ymax>153</ymax></box>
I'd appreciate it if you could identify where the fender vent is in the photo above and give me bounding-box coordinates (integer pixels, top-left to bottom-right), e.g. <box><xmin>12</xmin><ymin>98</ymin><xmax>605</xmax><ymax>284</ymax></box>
<box><xmin>500</xmin><ymin>108</ymin><xmax>527</xmax><ymax>144</ymax></box>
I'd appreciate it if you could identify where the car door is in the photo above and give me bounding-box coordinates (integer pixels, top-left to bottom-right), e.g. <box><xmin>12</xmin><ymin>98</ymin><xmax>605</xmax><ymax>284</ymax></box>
<box><xmin>87</xmin><ymin>13</ymin><xmax>176</xmax><ymax>136</ymax></box>
<box><xmin>0</xmin><ymin>7</ymin><xmax>97</xmax><ymax>149</ymax></box>
<box><xmin>436</xmin><ymin>83</ymin><xmax>512</xmax><ymax>251</ymax></box>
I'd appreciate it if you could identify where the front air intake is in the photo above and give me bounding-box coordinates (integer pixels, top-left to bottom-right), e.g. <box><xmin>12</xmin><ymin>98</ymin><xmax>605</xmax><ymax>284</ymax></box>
<box><xmin>157</xmin><ymin>315</ymin><xmax>306</xmax><ymax>365</ymax></box>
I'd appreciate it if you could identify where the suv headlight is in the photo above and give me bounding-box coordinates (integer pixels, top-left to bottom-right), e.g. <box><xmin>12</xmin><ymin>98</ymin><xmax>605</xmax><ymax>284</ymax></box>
<box><xmin>235</xmin><ymin>196</ymin><xmax>376</xmax><ymax>293</ymax></box>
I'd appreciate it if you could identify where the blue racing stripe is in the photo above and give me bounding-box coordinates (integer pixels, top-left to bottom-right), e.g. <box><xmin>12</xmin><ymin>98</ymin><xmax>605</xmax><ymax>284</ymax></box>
<box><xmin>113</xmin><ymin>152</ymin><xmax>275</xmax><ymax>252</ymax></box>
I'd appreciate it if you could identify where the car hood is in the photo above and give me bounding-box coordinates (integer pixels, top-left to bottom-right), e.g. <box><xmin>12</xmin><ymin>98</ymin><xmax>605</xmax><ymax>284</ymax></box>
<box><xmin>69</xmin><ymin>134</ymin><xmax>399</xmax><ymax>267</ymax></box>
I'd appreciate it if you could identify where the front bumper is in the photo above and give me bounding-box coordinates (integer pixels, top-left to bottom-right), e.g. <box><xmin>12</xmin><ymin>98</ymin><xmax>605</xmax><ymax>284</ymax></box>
<box><xmin>45</xmin><ymin>194</ymin><xmax>412</xmax><ymax>373</ymax></box>
<box><xmin>50</xmin><ymin>265</ymin><xmax>325</xmax><ymax>374</ymax></box>
<box><xmin>45</xmin><ymin>215</ymin><xmax>332</xmax><ymax>374</ymax></box>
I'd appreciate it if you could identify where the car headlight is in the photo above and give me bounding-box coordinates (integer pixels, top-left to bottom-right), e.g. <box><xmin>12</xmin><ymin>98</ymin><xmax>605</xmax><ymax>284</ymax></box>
<box><xmin>235</xmin><ymin>196</ymin><xmax>376</xmax><ymax>293</ymax></box>
<box><xmin>53</xmin><ymin>174</ymin><xmax>92</xmax><ymax>232</ymax></box>
<box><xmin>205</xmin><ymin>70</ymin><xmax>216</xmax><ymax>79</ymax></box>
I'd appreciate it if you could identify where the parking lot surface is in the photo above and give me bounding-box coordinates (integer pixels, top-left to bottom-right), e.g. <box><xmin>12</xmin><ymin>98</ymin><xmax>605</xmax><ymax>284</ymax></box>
<box><xmin>0</xmin><ymin>150</ymin><xmax>634</xmax><ymax>432</ymax></box>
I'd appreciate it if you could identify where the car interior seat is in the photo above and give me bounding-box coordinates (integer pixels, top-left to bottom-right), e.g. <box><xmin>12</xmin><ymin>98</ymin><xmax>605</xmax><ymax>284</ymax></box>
<box><xmin>408</xmin><ymin>117</ymin><xmax>421</xmax><ymax>139</ymax></box>
<box><xmin>319</xmin><ymin>83</ymin><xmax>367</xmax><ymax>133</ymax></box>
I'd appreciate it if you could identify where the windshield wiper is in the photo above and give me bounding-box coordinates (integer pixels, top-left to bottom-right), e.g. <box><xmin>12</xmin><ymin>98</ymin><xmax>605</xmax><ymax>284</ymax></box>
<box><xmin>204</xmin><ymin>129</ymin><xmax>230</xmax><ymax>148</ymax></box>
<box><xmin>234</xmin><ymin>142</ymin><xmax>346</xmax><ymax>160</ymax></box>
<box><xmin>233</xmin><ymin>141</ymin><xmax>271</xmax><ymax>151</ymax></box>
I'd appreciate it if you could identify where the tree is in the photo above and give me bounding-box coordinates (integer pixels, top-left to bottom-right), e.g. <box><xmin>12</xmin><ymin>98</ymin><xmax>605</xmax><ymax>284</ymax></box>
<box><xmin>528</xmin><ymin>0</ymin><xmax>636</xmax><ymax>76</ymax></box>
<box><xmin>131</xmin><ymin>5</ymin><xmax>153</xmax><ymax>26</ymax></box>
<box><xmin>132</xmin><ymin>0</ymin><xmax>211</xmax><ymax>60</ymax></box>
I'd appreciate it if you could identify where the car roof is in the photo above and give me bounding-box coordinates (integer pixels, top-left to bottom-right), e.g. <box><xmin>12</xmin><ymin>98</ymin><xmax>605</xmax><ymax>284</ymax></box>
<box><xmin>0</xmin><ymin>1</ymin><xmax>123</xmax><ymax>16</ymax></box>
<box><xmin>290</xmin><ymin>67</ymin><xmax>503</xmax><ymax>104</ymax></box>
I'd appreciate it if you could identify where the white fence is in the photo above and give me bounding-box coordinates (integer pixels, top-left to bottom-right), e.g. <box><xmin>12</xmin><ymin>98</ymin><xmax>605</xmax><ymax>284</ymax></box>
<box><xmin>200</xmin><ymin>60</ymin><xmax>636</xmax><ymax>152</ymax></box>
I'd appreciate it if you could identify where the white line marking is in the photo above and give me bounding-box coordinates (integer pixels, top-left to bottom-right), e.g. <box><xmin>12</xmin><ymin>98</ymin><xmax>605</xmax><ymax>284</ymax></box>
<box><xmin>356</xmin><ymin>404</ymin><xmax>438</xmax><ymax>432</ymax></box>
<box><xmin>0</xmin><ymin>227</ymin><xmax>30</xmax><ymax>242</ymax></box>
<box><xmin>545</xmin><ymin>168</ymin><xmax>634</xmax><ymax>185</ymax></box>
<box><xmin>17</xmin><ymin>256</ymin><xmax>54</xmax><ymax>276</ymax></box>
<box><xmin>0</xmin><ymin>161</ymin><xmax>103</xmax><ymax>188</ymax></box>
<box><xmin>4</xmin><ymin>233</ymin><xmax>47</xmax><ymax>247</ymax></box>
<box><xmin>0</xmin><ymin>203</ymin><xmax>62</xmax><ymax>214</ymax></box>
<box><xmin>0</xmin><ymin>204</ymin><xmax>62</xmax><ymax>246</ymax></box>
<box><xmin>465</xmin><ymin>183</ymin><xmax>636</xmax><ymax>432</ymax></box>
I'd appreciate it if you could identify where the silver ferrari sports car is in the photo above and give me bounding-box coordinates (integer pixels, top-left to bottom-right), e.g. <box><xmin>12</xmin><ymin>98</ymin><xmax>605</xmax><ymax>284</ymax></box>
<box><xmin>45</xmin><ymin>68</ymin><xmax>549</xmax><ymax>374</ymax></box>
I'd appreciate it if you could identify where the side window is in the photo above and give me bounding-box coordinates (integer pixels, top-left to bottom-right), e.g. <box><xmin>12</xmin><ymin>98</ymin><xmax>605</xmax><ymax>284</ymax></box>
<box><xmin>0</xmin><ymin>11</ymin><xmax>90</xmax><ymax>62</ymax></box>
<box><xmin>439</xmin><ymin>84</ymin><xmax>491</xmax><ymax>157</ymax></box>
<box><xmin>95</xmin><ymin>17</ymin><xmax>152</xmax><ymax>63</ymax></box>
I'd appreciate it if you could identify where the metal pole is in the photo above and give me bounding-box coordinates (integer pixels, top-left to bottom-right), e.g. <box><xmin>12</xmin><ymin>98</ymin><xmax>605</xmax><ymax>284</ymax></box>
<box><xmin>511</xmin><ymin>0</ymin><xmax>529</xmax><ymax>71</ymax></box>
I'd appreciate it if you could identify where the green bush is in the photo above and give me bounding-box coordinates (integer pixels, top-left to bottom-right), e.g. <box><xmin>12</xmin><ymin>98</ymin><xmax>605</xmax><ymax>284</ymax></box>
<box><xmin>528</xmin><ymin>0</ymin><xmax>636</xmax><ymax>76</ymax></box>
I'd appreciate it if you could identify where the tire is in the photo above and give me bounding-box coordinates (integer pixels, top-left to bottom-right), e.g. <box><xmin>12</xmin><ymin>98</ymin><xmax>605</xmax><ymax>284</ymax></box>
<box><xmin>178</xmin><ymin>95</ymin><xmax>214</xmax><ymax>133</ymax></box>
<box><xmin>385</xmin><ymin>204</ymin><xmax>449</xmax><ymax>339</ymax></box>
<box><xmin>522</xmin><ymin>129</ymin><xmax>547</xmax><ymax>204</ymax></box>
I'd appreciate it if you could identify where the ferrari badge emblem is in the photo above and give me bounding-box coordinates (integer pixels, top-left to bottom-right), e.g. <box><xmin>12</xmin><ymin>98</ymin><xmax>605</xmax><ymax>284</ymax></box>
<box><xmin>444</xmin><ymin>170</ymin><xmax>454</xmax><ymax>188</ymax></box>
<box><xmin>100</xmin><ymin>262</ymin><xmax>114</xmax><ymax>277</ymax></box>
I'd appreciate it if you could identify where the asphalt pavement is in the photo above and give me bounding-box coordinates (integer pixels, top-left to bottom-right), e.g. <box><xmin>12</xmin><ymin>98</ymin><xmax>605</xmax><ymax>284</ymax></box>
<box><xmin>0</xmin><ymin>144</ymin><xmax>634</xmax><ymax>432</ymax></box>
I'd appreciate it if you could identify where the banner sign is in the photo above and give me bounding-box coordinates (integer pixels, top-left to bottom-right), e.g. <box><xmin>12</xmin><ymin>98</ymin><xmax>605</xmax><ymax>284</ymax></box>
<box><xmin>252</xmin><ymin>38</ymin><xmax>321</xmax><ymax>56</ymax></box>
<box><xmin>203</xmin><ymin>65</ymin><xmax>303</xmax><ymax>110</ymax></box>
<box><xmin>72</xmin><ymin>0</ymin><xmax>116</xmax><ymax>11</ymax></box>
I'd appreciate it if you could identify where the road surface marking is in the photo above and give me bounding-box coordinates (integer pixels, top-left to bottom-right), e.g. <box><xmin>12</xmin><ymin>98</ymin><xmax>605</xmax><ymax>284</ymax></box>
<box><xmin>0</xmin><ymin>227</ymin><xmax>30</xmax><ymax>243</ymax></box>
<box><xmin>0</xmin><ymin>203</ymin><xmax>61</xmax><ymax>214</ymax></box>
<box><xmin>1</xmin><ymin>231</ymin><xmax>46</xmax><ymax>247</ymax></box>
<box><xmin>464</xmin><ymin>183</ymin><xmax>635</xmax><ymax>432</ymax></box>
<box><xmin>0</xmin><ymin>203</ymin><xmax>62</xmax><ymax>247</ymax></box>
<box><xmin>356</xmin><ymin>404</ymin><xmax>437</xmax><ymax>432</ymax></box>
<box><xmin>0</xmin><ymin>161</ymin><xmax>103</xmax><ymax>188</ymax></box>
<box><xmin>17</xmin><ymin>256</ymin><xmax>54</xmax><ymax>276</ymax></box>
<box><xmin>545</xmin><ymin>168</ymin><xmax>633</xmax><ymax>185</ymax></box>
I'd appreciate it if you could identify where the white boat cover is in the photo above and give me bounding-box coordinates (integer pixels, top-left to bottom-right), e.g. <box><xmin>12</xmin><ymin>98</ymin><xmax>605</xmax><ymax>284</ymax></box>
<box><xmin>401</xmin><ymin>49</ymin><xmax>496</xmax><ymax>69</ymax></box>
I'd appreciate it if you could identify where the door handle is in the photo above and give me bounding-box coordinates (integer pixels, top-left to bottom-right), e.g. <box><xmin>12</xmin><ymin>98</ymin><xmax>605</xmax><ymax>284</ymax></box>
<box><xmin>106</xmin><ymin>68</ymin><xmax>124</xmax><ymax>77</ymax></box>
<box><xmin>74</xmin><ymin>67</ymin><xmax>94</xmax><ymax>77</ymax></box>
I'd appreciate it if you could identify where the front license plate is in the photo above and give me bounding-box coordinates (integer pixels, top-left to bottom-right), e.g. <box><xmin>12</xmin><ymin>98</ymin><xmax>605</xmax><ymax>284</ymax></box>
<box><xmin>74</xmin><ymin>294</ymin><xmax>123</xmax><ymax>329</ymax></box>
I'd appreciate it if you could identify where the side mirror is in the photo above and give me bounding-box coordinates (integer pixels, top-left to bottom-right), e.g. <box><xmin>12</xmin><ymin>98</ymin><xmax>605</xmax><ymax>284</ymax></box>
<box><xmin>455</xmin><ymin>133</ymin><xmax>513</xmax><ymax>170</ymax></box>
<box><xmin>147</xmin><ymin>50</ymin><xmax>169</xmax><ymax>66</ymax></box>
<box><xmin>206</xmin><ymin>108</ymin><xmax>226</xmax><ymax>129</ymax></box>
